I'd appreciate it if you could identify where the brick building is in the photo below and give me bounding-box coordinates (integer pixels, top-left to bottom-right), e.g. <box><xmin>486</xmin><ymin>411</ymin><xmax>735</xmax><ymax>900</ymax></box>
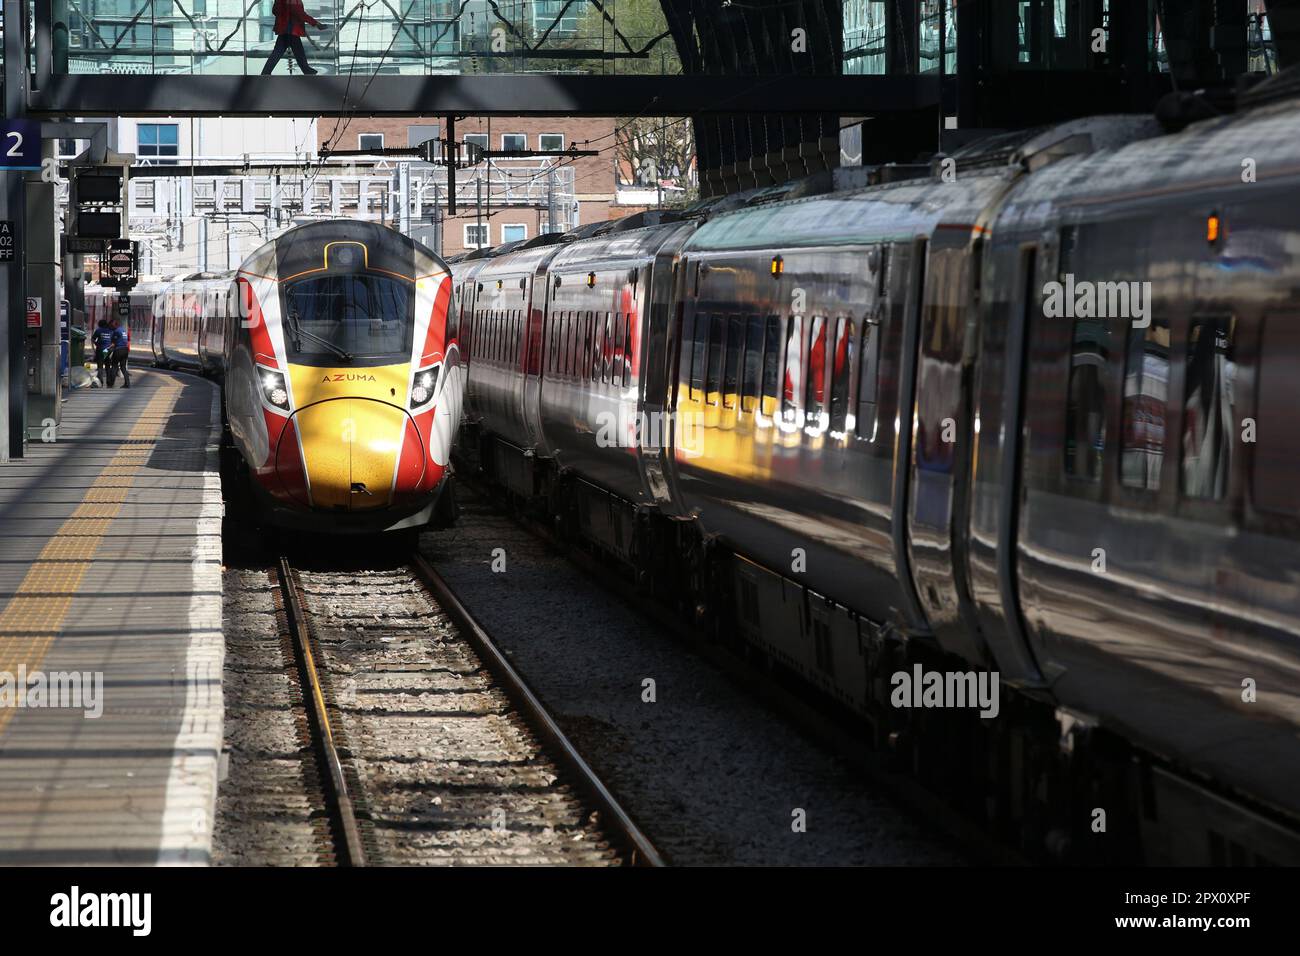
<box><xmin>317</xmin><ymin>116</ymin><xmax>624</xmax><ymax>255</ymax></box>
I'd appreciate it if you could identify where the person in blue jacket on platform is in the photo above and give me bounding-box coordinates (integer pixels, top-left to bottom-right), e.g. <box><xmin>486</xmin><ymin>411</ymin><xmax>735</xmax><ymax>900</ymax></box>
<box><xmin>108</xmin><ymin>318</ymin><xmax>130</xmax><ymax>389</ymax></box>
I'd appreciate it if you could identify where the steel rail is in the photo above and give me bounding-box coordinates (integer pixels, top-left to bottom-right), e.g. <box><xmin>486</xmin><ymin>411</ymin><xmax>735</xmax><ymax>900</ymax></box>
<box><xmin>276</xmin><ymin>557</ymin><xmax>369</xmax><ymax>867</ymax></box>
<box><xmin>410</xmin><ymin>551</ymin><xmax>666</xmax><ymax>867</ymax></box>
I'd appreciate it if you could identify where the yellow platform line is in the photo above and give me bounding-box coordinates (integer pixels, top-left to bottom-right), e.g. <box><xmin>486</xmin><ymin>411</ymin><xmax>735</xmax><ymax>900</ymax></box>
<box><xmin>0</xmin><ymin>376</ymin><xmax>183</xmax><ymax>734</ymax></box>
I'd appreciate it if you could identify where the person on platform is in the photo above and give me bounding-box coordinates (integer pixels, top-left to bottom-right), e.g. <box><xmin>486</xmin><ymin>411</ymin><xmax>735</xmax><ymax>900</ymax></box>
<box><xmin>261</xmin><ymin>0</ymin><xmax>326</xmax><ymax>75</ymax></box>
<box><xmin>108</xmin><ymin>318</ymin><xmax>130</xmax><ymax>389</ymax></box>
<box><xmin>91</xmin><ymin>319</ymin><xmax>114</xmax><ymax>388</ymax></box>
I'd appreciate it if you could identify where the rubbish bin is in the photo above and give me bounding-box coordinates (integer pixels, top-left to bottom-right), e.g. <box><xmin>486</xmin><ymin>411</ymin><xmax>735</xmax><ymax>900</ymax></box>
<box><xmin>70</xmin><ymin>325</ymin><xmax>86</xmax><ymax>368</ymax></box>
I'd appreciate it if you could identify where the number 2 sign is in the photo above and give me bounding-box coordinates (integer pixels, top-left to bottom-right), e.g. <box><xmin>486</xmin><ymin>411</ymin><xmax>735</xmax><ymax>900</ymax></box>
<box><xmin>0</xmin><ymin>120</ymin><xmax>42</xmax><ymax>172</ymax></box>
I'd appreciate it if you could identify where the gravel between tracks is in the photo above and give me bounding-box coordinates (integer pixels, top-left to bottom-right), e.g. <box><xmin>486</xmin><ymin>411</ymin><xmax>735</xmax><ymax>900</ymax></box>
<box><xmin>418</xmin><ymin>493</ymin><xmax>965</xmax><ymax>866</ymax></box>
<box><xmin>213</xmin><ymin>568</ymin><xmax>326</xmax><ymax>865</ymax></box>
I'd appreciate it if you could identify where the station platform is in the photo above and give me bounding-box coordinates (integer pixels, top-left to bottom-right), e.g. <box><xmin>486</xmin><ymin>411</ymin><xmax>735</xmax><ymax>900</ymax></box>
<box><xmin>0</xmin><ymin>369</ymin><xmax>224</xmax><ymax>864</ymax></box>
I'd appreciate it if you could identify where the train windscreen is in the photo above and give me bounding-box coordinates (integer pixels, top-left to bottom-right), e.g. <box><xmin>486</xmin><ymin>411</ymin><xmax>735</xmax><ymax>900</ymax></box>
<box><xmin>282</xmin><ymin>274</ymin><xmax>414</xmax><ymax>361</ymax></box>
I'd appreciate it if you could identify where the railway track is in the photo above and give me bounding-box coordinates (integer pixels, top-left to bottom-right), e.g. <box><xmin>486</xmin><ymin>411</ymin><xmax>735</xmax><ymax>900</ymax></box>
<box><xmin>271</xmin><ymin>554</ymin><xmax>663</xmax><ymax>867</ymax></box>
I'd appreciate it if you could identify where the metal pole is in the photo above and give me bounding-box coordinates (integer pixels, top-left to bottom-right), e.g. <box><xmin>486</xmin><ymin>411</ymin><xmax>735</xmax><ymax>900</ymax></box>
<box><xmin>446</xmin><ymin>115</ymin><xmax>456</xmax><ymax>216</ymax></box>
<box><xmin>3</xmin><ymin>0</ymin><xmax>31</xmax><ymax>459</ymax></box>
<box><xmin>476</xmin><ymin>177</ymin><xmax>482</xmax><ymax>249</ymax></box>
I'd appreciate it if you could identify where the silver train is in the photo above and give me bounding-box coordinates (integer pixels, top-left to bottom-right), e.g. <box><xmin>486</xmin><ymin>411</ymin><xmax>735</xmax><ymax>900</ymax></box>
<box><xmin>84</xmin><ymin>220</ymin><xmax>464</xmax><ymax>534</ymax></box>
<box><xmin>451</xmin><ymin>89</ymin><xmax>1300</xmax><ymax>862</ymax></box>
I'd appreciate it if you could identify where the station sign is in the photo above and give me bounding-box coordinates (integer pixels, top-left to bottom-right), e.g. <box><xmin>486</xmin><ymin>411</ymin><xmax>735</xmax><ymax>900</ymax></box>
<box><xmin>0</xmin><ymin>220</ymin><xmax>13</xmax><ymax>262</ymax></box>
<box><xmin>26</xmin><ymin>296</ymin><xmax>42</xmax><ymax>329</ymax></box>
<box><xmin>64</xmin><ymin>236</ymin><xmax>105</xmax><ymax>256</ymax></box>
<box><xmin>0</xmin><ymin>120</ymin><xmax>42</xmax><ymax>172</ymax></box>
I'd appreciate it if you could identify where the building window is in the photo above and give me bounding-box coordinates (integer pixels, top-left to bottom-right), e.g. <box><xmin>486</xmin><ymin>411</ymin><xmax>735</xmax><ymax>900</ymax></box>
<box><xmin>138</xmin><ymin>123</ymin><xmax>179</xmax><ymax>165</ymax></box>
<box><xmin>501</xmin><ymin>224</ymin><xmax>527</xmax><ymax>244</ymax></box>
<box><xmin>358</xmin><ymin>133</ymin><xmax>384</xmax><ymax>151</ymax></box>
<box><xmin>538</xmin><ymin>133</ymin><xmax>564</xmax><ymax>151</ymax></box>
<box><xmin>464</xmin><ymin>223</ymin><xmax>488</xmax><ymax>248</ymax></box>
<box><xmin>501</xmin><ymin>133</ymin><xmax>526</xmax><ymax>152</ymax></box>
<box><xmin>408</xmin><ymin>124</ymin><xmax>439</xmax><ymax>148</ymax></box>
<box><xmin>843</xmin><ymin>0</ymin><xmax>887</xmax><ymax>75</ymax></box>
<box><xmin>133</xmin><ymin>180</ymin><xmax>156</xmax><ymax>211</ymax></box>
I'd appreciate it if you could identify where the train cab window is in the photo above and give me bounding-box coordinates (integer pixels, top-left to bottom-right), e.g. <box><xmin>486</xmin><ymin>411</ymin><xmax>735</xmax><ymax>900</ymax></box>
<box><xmin>857</xmin><ymin>320</ymin><xmax>880</xmax><ymax>441</ymax></box>
<box><xmin>1181</xmin><ymin>315</ymin><xmax>1236</xmax><ymax>500</ymax></box>
<box><xmin>282</xmin><ymin>274</ymin><xmax>414</xmax><ymax>358</ymax></box>
<box><xmin>741</xmin><ymin>316</ymin><xmax>764</xmax><ymax>413</ymax></box>
<box><xmin>829</xmin><ymin>318</ymin><xmax>854</xmax><ymax>434</ymax></box>
<box><xmin>761</xmin><ymin>316</ymin><xmax>782</xmax><ymax>408</ymax></box>
<box><xmin>722</xmin><ymin>315</ymin><xmax>743</xmax><ymax>408</ymax></box>
<box><xmin>1253</xmin><ymin>312</ymin><xmax>1300</xmax><ymax>517</ymax></box>
<box><xmin>1120</xmin><ymin>316</ymin><xmax>1170</xmax><ymax>490</ymax></box>
<box><xmin>705</xmin><ymin>315</ymin><xmax>725</xmax><ymax>405</ymax></box>
<box><xmin>782</xmin><ymin>315</ymin><xmax>804</xmax><ymax>423</ymax></box>
<box><xmin>805</xmin><ymin>316</ymin><xmax>828</xmax><ymax>423</ymax></box>
<box><xmin>1063</xmin><ymin>318</ymin><xmax>1111</xmax><ymax>481</ymax></box>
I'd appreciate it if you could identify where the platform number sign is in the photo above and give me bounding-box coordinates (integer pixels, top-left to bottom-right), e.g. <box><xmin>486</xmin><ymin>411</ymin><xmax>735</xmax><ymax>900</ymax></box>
<box><xmin>0</xmin><ymin>120</ymin><xmax>42</xmax><ymax>172</ymax></box>
<box><xmin>0</xmin><ymin>220</ymin><xmax>13</xmax><ymax>263</ymax></box>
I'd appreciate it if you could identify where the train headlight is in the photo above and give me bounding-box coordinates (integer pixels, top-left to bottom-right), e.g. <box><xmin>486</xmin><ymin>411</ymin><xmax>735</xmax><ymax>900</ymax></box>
<box><xmin>410</xmin><ymin>365</ymin><xmax>440</xmax><ymax>411</ymax></box>
<box><xmin>259</xmin><ymin>366</ymin><xmax>290</xmax><ymax>411</ymax></box>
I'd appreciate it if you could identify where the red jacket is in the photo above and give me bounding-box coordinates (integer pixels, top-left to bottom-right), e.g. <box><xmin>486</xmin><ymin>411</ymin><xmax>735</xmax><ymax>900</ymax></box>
<box><xmin>273</xmin><ymin>0</ymin><xmax>320</xmax><ymax>37</ymax></box>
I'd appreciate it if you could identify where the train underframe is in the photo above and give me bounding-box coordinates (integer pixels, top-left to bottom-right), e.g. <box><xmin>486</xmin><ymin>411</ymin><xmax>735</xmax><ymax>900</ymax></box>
<box><xmin>459</xmin><ymin>424</ymin><xmax>1300</xmax><ymax>866</ymax></box>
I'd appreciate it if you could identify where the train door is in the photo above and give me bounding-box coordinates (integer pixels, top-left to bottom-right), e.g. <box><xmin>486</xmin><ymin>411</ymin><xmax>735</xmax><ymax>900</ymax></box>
<box><xmin>888</xmin><ymin>238</ymin><xmax>933</xmax><ymax>638</ymax></box>
<box><xmin>520</xmin><ymin>265</ymin><xmax>549</xmax><ymax>456</ymax></box>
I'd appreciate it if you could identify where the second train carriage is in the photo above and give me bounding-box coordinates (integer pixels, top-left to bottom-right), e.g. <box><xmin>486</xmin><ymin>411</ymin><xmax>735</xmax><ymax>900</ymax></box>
<box><xmin>452</xmin><ymin>98</ymin><xmax>1300</xmax><ymax>858</ymax></box>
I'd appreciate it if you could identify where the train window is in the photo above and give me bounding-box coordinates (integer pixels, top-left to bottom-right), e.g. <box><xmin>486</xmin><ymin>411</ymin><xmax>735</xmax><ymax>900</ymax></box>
<box><xmin>1254</xmin><ymin>313</ymin><xmax>1300</xmax><ymax>517</ymax></box>
<box><xmin>829</xmin><ymin>318</ymin><xmax>853</xmax><ymax>434</ymax></box>
<box><xmin>761</xmin><ymin>316</ymin><xmax>782</xmax><ymax>408</ymax></box>
<box><xmin>1063</xmin><ymin>317</ymin><xmax>1112</xmax><ymax>482</ymax></box>
<box><xmin>723</xmin><ymin>315</ymin><xmax>743</xmax><ymax>408</ymax></box>
<box><xmin>1119</xmin><ymin>316</ymin><xmax>1171</xmax><ymax>490</ymax></box>
<box><xmin>741</xmin><ymin>316</ymin><xmax>764</xmax><ymax>413</ymax></box>
<box><xmin>805</xmin><ymin>316</ymin><xmax>827</xmax><ymax>424</ymax></box>
<box><xmin>623</xmin><ymin>312</ymin><xmax>633</xmax><ymax>387</ymax></box>
<box><xmin>705</xmin><ymin>315</ymin><xmax>725</xmax><ymax>405</ymax></box>
<box><xmin>567</xmin><ymin>312</ymin><xmax>578</xmax><ymax>378</ymax></box>
<box><xmin>1181</xmin><ymin>315</ymin><xmax>1236</xmax><ymax>500</ymax></box>
<box><xmin>688</xmin><ymin>310</ymin><xmax>707</xmax><ymax>401</ymax></box>
<box><xmin>580</xmin><ymin>312</ymin><xmax>592</xmax><ymax>379</ymax></box>
<box><xmin>602</xmin><ymin>312</ymin><xmax>614</xmax><ymax>384</ymax></box>
<box><xmin>782</xmin><ymin>315</ymin><xmax>804</xmax><ymax>423</ymax></box>
<box><xmin>548</xmin><ymin>314</ymin><xmax>560</xmax><ymax>373</ymax></box>
<box><xmin>590</xmin><ymin>312</ymin><xmax>602</xmax><ymax>381</ymax></box>
<box><xmin>611</xmin><ymin>312</ymin><xmax>624</xmax><ymax>387</ymax></box>
<box><xmin>857</xmin><ymin>320</ymin><xmax>880</xmax><ymax>441</ymax></box>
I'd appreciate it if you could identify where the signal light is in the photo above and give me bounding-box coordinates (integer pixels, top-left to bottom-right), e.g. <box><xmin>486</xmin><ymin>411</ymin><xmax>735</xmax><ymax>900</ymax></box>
<box><xmin>1207</xmin><ymin>213</ymin><xmax>1222</xmax><ymax>244</ymax></box>
<box><xmin>587</xmin><ymin>272</ymin><xmax>596</xmax><ymax>288</ymax></box>
<box><xmin>771</xmin><ymin>256</ymin><xmax>784</xmax><ymax>278</ymax></box>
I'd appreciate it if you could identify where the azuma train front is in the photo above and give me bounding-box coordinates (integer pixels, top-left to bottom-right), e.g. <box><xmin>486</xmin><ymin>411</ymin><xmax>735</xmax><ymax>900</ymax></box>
<box><xmin>224</xmin><ymin>220</ymin><xmax>463</xmax><ymax>533</ymax></box>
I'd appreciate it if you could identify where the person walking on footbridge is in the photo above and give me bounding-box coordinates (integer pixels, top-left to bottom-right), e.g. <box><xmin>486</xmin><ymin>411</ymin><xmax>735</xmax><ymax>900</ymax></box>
<box><xmin>261</xmin><ymin>0</ymin><xmax>326</xmax><ymax>76</ymax></box>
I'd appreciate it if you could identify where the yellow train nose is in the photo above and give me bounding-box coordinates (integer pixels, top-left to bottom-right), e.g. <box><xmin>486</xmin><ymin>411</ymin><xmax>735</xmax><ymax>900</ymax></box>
<box><xmin>283</xmin><ymin>398</ymin><xmax>411</xmax><ymax>511</ymax></box>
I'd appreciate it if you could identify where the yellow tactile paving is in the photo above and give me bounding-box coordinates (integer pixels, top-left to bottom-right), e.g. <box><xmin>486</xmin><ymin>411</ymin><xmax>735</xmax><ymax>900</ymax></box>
<box><xmin>0</xmin><ymin>379</ymin><xmax>182</xmax><ymax>735</ymax></box>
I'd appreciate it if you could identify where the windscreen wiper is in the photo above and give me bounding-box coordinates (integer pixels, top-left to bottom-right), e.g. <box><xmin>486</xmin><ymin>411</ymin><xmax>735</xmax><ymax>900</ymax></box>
<box><xmin>286</xmin><ymin>313</ymin><xmax>353</xmax><ymax>362</ymax></box>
